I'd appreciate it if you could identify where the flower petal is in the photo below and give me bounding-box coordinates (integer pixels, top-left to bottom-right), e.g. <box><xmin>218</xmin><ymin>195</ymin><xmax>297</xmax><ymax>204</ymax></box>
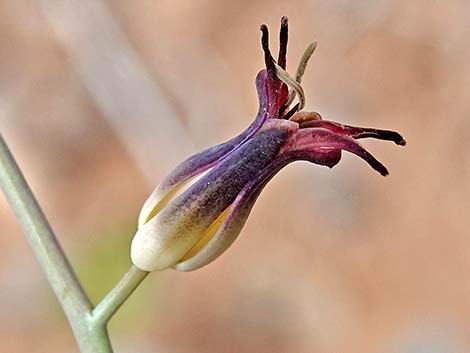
<box><xmin>137</xmin><ymin>18</ymin><xmax>297</xmax><ymax>227</ymax></box>
<box><xmin>300</xmin><ymin>119</ymin><xmax>406</xmax><ymax>146</ymax></box>
<box><xmin>291</xmin><ymin>128</ymin><xmax>389</xmax><ymax>176</ymax></box>
<box><xmin>138</xmin><ymin>109</ymin><xmax>272</xmax><ymax>227</ymax></box>
<box><xmin>132</xmin><ymin>124</ymin><xmax>294</xmax><ymax>271</ymax></box>
<box><xmin>258</xmin><ymin>21</ymin><xmax>289</xmax><ymax>119</ymax></box>
<box><xmin>173</xmin><ymin>155</ymin><xmax>292</xmax><ymax>271</ymax></box>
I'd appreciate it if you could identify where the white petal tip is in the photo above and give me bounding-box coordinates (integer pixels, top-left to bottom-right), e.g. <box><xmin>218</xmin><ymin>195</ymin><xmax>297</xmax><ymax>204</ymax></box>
<box><xmin>130</xmin><ymin>229</ymin><xmax>172</xmax><ymax>272</ymax></box>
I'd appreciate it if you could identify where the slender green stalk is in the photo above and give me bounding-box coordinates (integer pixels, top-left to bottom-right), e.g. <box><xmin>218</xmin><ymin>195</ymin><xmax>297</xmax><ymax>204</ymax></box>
<box><xmin>92</xmin><ymin>265</ymin><xmax>149</xmax><ymax>326</ymax></box>
<box><xmin>0</xmin><ymin>132</ymin><xmax>150</xmax><ymax>352</ymax></box>
<box><xmin>0</xmin><ymin>133</ymin><xmax>100</xmax><ymax>351</ymax></box>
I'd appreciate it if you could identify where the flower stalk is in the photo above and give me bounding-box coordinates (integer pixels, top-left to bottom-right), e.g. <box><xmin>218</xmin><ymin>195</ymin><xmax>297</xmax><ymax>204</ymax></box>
<box><xmin>0</xmin><ymin>133</ymin><xmax>148</xmax><ymax>352</ymax></box>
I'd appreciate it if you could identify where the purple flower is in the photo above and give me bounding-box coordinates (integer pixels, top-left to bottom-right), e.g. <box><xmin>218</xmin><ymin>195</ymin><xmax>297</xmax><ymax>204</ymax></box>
<box><xmin>131</xmin><ymin>17</ymin><xmax>405</xmax><ymax>272</ymax></box>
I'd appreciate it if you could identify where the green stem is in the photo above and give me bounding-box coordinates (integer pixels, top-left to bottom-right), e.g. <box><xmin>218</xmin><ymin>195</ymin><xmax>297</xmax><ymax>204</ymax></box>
<box><xmin>0</xmin><ymin>133</ymin><xmax>99</xmax><ymax>351</ymax></box>
<box><xmin>0</xmin><ymin>132</ymin><xmax>150</xmax><ymax>352</ymax></box>
<box><xmin>74</xmin><ymin>322</ymin><xmax>113</xmax><ymax>353</ymax></box>
<box><xmin>92</xmin><ymin>265</ymin><xmax>149</xmax><ymax>326</ymax></box>
<box><xmin>0</xmin><ymin>133</ymin><xmax>133</xmax><ymax>352</ymax></box>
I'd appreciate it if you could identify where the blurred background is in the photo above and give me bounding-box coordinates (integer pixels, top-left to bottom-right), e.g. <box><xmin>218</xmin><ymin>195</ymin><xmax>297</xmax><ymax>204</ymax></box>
<box><xmin>0</xmin><ymin>1</ymin><xmax>469</xmax><ymax>352</ymax></box>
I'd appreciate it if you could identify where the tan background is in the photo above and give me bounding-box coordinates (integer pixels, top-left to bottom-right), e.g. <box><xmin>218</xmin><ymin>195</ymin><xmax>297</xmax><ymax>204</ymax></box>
<box><xmin>1</xmin><ymin>1</ymin><xmax>469</xmax><ymax>352</ymax></box>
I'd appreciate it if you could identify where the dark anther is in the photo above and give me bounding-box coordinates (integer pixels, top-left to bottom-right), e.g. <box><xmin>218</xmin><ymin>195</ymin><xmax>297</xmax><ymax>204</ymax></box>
<box><xmin>281</xmin><ymin>103</ymin><xmax>300</xmax><ymax>120</ymax></box>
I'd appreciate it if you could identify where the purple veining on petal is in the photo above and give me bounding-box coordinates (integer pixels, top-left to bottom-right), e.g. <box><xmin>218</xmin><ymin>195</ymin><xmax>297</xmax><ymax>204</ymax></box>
<box><xmin>291</xmin><ymin>128</ymin><xmax>389</xmax><ymax>176</ymax></box>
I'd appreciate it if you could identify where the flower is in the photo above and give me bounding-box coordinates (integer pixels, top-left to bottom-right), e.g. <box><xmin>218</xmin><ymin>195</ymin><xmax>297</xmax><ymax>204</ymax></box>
<box><xmin>131</xmin><ymin>17</ymin><xmax>405</xmax><ymax>272</ymax></box>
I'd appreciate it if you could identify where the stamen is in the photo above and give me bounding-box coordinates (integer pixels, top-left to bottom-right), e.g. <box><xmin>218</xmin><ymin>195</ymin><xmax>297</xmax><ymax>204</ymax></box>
<box><xmin>289</xmin><ymin>111</ymin><xmax>322</xmax><ymax>123</ymax></box>
<box><xmin>278</xmin><ymin>16</ymin><xmax>288</xmax><ymax>69</ymax></box>
<box><xmin>282</xmin><ymin>103</ymin><xmax>300</xmax><ymax>120</ymax></box>
<box><xmin>274</xmin><ymin>62</ymin><xmax>305</xmax><ymax>110</ymax></box>
<box><xmin>286</xmin><ymin>42</ymin><xmax>317</xmax><ymax>107</ymax></box>
<box><xmin>295</xmin><ymin>42</ymin><xmax>317</xmax><ymax>83</ymax></box>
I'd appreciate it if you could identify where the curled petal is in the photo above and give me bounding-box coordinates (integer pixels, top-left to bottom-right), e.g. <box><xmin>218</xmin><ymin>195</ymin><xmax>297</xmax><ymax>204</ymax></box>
<box><xmin>260</xmin><ymin>24</ymin><xmax>276</xmax><ymax>78</ymax></box>
<box><xmin>291</xmin><ymin>149</ymin><xmax>342</xmax><ymax>169</ymax></box>
<box><xmin>300</xmin><ymin>119</ymin><xmax>406</xmax><ymax>146</ymax></box>
<box><xmin>277</xmin><ymin>16</ymin><xmax>288</xmax><ymax>69</ymax></box>
<box><xmin>291</xmin><ymin>128</ymin><xmax>389</xmax><ymax>176</ymax></box>
<box><xmin>258</xmin><ymin>22</ymin><xmax>289</xmax><ymax>119</ymax></box>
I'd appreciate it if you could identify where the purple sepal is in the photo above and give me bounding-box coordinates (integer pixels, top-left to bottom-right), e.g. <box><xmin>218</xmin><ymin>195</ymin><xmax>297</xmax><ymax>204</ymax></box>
<box><xmin>156</xmin><ymin>108</ymin><xmax>267</xmax><ymax>194</ymax></box>
<box><xmin>156</xmin><ymin>17</ymin><xmax>291</xmax><ymax>196</ymax></box>
<box><xmin>174</xmin><ymin>154</ymin><xmax>292</xmax><ymax>271</ymax></box>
